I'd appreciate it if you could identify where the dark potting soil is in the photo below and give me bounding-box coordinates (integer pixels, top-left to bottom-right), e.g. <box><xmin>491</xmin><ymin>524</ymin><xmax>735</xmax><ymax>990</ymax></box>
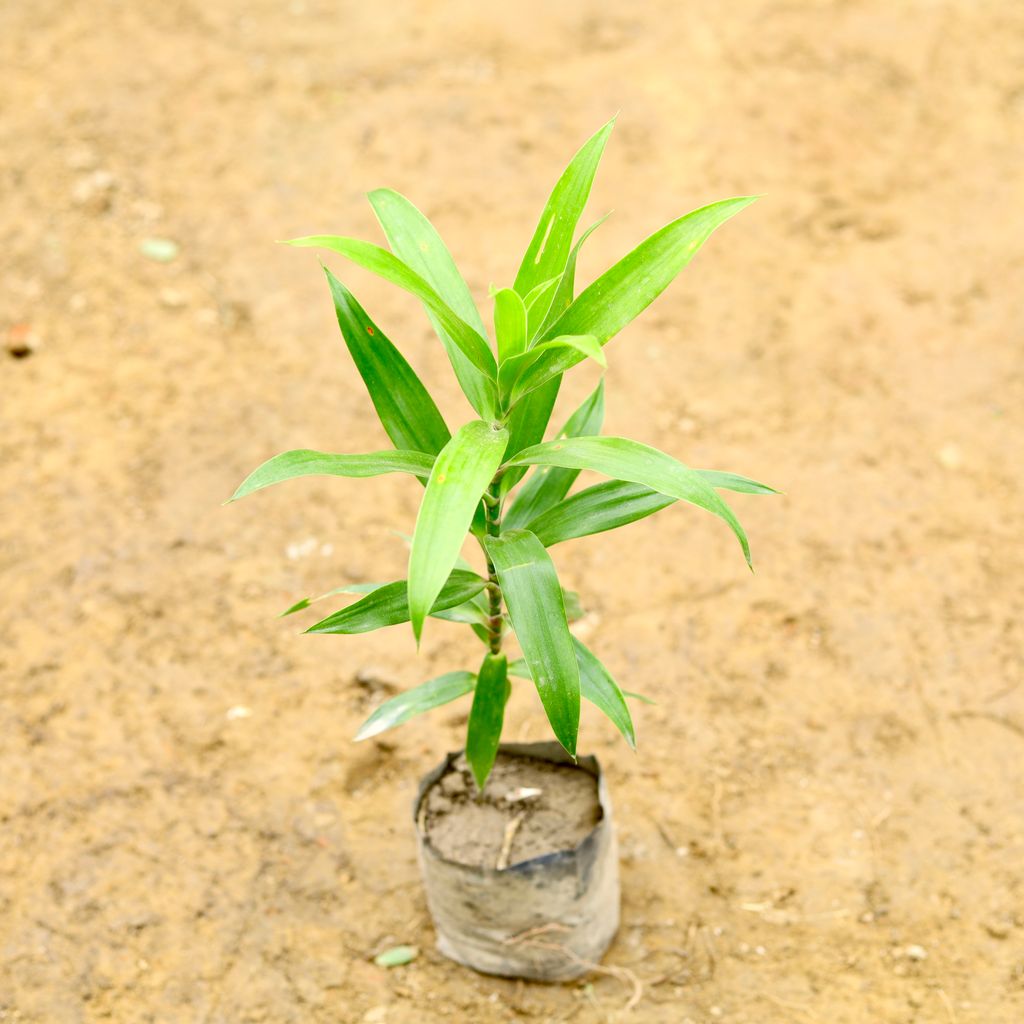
<box><xmin>421</xmin><ymin>752</ymin><xmax>602</xmax><ymax>869</ymax></box>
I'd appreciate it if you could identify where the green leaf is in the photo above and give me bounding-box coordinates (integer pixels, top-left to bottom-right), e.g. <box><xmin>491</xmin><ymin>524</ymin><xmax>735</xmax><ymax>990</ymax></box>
<box><xmin>499</xmin><ymin>213</ymin><xmax>612</xmax><ymax>487</ymax></box>
<box><xmin>466</xmin><ymin>652</ymin><xmax>508</xmax><ymax>790</ymax></box>
<box><xmin>534</xmin><ymin>214</ymin><xmax>610</xmax><ymax>342</ymax></box>
<box><xmin>509</xmin><ymin>639</ymin><xmax>635</xmax><ymax>749</ymax></box>
<box><xmin>287</xmin><ymin>235</ymin><xmax>498</xmax><ymax>398</ymax></box>
<box><xmin>324</xmin><ymin>270</ymin><xmax>450</xmax><ymax>455</ymax></box>
<box><xmin>307</xmin><ymin>569</ymin><xmax>486</xmax><ymax>634</ymax></box>
<box><xmin>482</xmin><ymin>530</ymin><xmax>579</xmax><ymax>755</ymax></box>
<box><xmin>493</xmin><ymin>288</ymin><xmax>527</xmax><ymax>363</ymax></box>
<box><xmin>572</xmin><ymin>637</ymin><xmax>635</xmax><ymax>749</ymax></box>
<box><xmin>282</xmin><ymin>582</ymin><xmax>384</xmax><ymax>617</ymax></box>
<box><xmin>509</xmin><ymin>657</ymin><xmax>655</xmax><ymax>706</ymax></box>
<box><xmin>697</xmin><ymin>470</ymin><xmax>780</xmax><ymax>495</ymax></box>
<box><xmin>527</xmin><ymin>480</ymin><xmax>674</xmax><ymax>546</ymax></box>
<box><xmin>409</xmin><ymin>421</ymin><xmax>509</xmax><ymax>642</ymax></box>
<box><xmin>505</xmin><ymin>334</ymin><xmax>604</xmax><ymax>405</ymax></box>
<box><xmin>507</xmin><ymin>436</ymin><xmax>753</xmax><ymax>566</ymax></box>
<box><xmin>526</xmin><ymin>468</ymin><xmax>778</xmax><ymax>547</ymax></box>
<box><xmin>373</xmin><ymin>945</ymin><xmax>420</xmax><ymax>967</ymax></box>
<box><xmin>562</xmin><ymin>588</ymin><xmax>584</xmax><ymax>622</ymax></box>
<box><xmin>513</xmin><ymin>117</ymin><xmax>615</xmax><ymax>299</ymax></box>
<box><xmin>623</xmin><ymin>690</ymin><xmax>658</xmax><ymax>705</ymax></box>
<box><xmin>366</xmin><ymin>188</ymin><xmax>496</xmax><ymax>418</ymax></box>
<box><xmin>523</xmin><ymin>277</ymin><xmax>560</xmax><ymax>340</ymax></box>
<box><xmin>229</xmin><ymin>449</ymin><xmax>433</xmax><ymax>502</ymax></box>
<box><xmin>500</xmin><ymin>376</ymin><xmax>561</xmax><ymax>495</ymax></box>
<box><xmin>525</xmin><ymin>197</ymin><xmax>758</xmax><ymax>387</ymax></box>
<box><xmin>432</xmin><ymin>599</ymin><xmax>489</xmax><ymax>626</ymax></box>
<box><xmin>504</xmin><ymin>380</ymin><xmax>605</xmax><ymax>530</ymax></box>
<box><xmin>356</xmin><ymin>672</ymin><xmax>475</xmax><ymax>741</ymax></box>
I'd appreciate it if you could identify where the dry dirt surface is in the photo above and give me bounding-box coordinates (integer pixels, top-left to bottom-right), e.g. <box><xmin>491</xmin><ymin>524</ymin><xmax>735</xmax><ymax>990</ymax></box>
<box><xmin>2</xmin><ymin>1</ymin><xmax>1023</xmax><ymax>1022</ymax></box>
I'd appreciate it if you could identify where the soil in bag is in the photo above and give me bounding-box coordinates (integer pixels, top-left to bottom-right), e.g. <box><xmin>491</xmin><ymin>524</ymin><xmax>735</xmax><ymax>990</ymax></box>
<box><xmin>421</xmin><ymin>752</ymin><xmax>601</xmax><ymax>868</ymax></box>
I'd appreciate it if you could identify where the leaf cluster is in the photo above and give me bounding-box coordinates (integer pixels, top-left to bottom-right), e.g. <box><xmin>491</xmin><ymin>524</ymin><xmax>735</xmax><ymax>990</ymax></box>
<box><xmin>229</xmin><ymin>118</ymin><xmax>775</xmax><ymax>788</ymax></box>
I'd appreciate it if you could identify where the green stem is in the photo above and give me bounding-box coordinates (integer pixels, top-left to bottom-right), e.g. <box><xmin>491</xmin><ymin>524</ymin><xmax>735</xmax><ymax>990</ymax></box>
<box><xmin>482</xmin><ymin>475</ymin><xmax>504</xmax><ymax>656</ymax></box>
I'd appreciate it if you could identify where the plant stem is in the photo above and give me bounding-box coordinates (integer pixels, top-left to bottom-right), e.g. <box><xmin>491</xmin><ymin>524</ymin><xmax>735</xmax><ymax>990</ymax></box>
<box><xmin>482</xmin><ymin>475</ymin><xmax>504</xmax><ymax>655</ymax></box>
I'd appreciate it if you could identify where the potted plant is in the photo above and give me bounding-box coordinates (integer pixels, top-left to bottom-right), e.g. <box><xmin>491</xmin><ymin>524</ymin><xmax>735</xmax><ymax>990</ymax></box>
<box><xmin>228</xmin><ymin>117</ymin><xmax>775</xmax><ymax>981</ymax></box>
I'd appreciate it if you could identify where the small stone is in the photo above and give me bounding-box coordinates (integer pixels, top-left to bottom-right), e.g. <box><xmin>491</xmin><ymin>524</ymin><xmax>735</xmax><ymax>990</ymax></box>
<box><xmin>226</xmin><ymin>705</ymin><xmax>252</xmax><ymax>720</ymax></box>
<box><xmin>140</xmin><ymin>237</ymin><xmax>179</xmax><ymax>262</ymax></box>
<box><xmin>6</xmin><ymin>324</ymin><xmax>40</xmax><ymax>358</ymax></box>
<box><xmin>71</xmin><ymin>170</ymin><xmax>117</xmax><ymax>212</ymax></box>
<box><xmin>905</xmin><ymin>944</ymin><xmax>928</xmax><ymax>961</ymax></box>
<box><xmin>373</xmin><ymin>945</ymin><xmax>418</xmax><ymax>968</ymax></box>
<box><xmin>983</xmin><ymin>917</ymin><xmax>1012</xmax><ymax>940</ymax></box>
<box><xmin>159</xmin><ymin>287</ymin><xmax>187</xmax><ymax>309</ymax></box>
<box><xmin>937</xmin><ymin>444</ymin><xmax>963</xmax><ymax>470</ymax></box>
<box><xmin>286</xmin><ymin>537</ymin><xmax>318</xmax><ymax>560</ymax></box>
<box><xmin>355</xmin><ymin>666</ymin><xmax>399</xmax><ymax>693</ymax></box>
<box><xmin>504</xmin><ymin>786</ymin><xmax>543</xmax><ymax>803</ymax></box>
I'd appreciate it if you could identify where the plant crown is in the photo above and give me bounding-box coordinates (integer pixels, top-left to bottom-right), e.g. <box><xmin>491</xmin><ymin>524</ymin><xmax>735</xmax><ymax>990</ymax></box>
<box><xmin>230</xmin><ymin>118</ymin><xmax>775</xmax><ymax>788</ymax></box>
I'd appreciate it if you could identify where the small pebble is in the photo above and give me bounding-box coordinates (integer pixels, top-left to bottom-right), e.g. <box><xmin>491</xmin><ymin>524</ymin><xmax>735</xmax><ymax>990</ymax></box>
<box><xmin>355</xmin><ymin>667</ymin><xmax>399</xmax><ymax>693</ymax></box>
<box><xmin>226</xmin><ymin>705</ymin><xmax>252</xmax><ymax>720</ymax></box>
<box><xmin>983</xmin><ymin>918</ymin><xmax>1012</xmax><ymax>940</ymax></box>
<box><xmin>905</xmin><ymin>944</ymin><xmax>928</xmax><ymax>961</ymax></box>
<box><xmin>140</xmin><ymin>237</ymin><xmax>179</xmax><ymax>262</ymax></box>
<box><xmin>286</xmin><ymin>537</ymin><xmax>318</xmax><ymax>560</ymax></box>
<box><xmin>373</xmin><ymin>945</ymin><xmax>418</xmax><ymax>968</ymax></box>
<box><xmin>71</xmin><ymin>169</ymin><xmax>116</xmax><ymax>212</ymax></box>
<box><xmin>159</xmin><ymin>287</ymin><xmax>187</xmax><ymax>309</ymax></box>
<box><xmin>937</xmin><ymin>443</ymin><xmax>963</xmax><ymax>470</ymax></box>
<box><xmin>6</xmin><ymin>324</ymin><xmax>40</xmax><ymax>358</ymax></box>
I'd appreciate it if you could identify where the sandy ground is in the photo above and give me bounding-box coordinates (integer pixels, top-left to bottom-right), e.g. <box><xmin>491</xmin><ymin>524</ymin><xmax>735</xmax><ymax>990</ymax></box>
<box><xmin>2</xmin><ymin>1</ymin><xmax>1023</xmax><ymax>1021</ymax></box>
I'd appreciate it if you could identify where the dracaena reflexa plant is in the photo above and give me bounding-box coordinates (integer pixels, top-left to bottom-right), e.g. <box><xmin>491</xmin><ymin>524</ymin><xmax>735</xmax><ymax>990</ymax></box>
<box><xmin>229</xmin><ymin>118</ymin><xmax>776</xmax><ymax>789</ymax></box>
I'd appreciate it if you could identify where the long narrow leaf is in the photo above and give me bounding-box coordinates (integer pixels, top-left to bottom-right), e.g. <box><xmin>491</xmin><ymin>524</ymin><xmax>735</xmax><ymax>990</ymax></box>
<box><xmin>482</xmin><ymin>530</ymin><xmax>579</xmax><ymax>755</ymax></box>
<box><xmin>282</xmin><ymin>582</ymin><xmax>384</xmax><ymax>617</ymax></box>
<box><xmin>524</xmin><ymin>277</ymin><xmax>560</xmax><ymax>340</ymax></box>
<box><xmin>507</xmin><ymin>641</ymin><xmax>635</xmax><ymax>750</ymax></box>
<box><xmin>504</xmin><ymin>380</ymin><xmax>605</xmax><ymax>530</ymax></box>
<box><xmin>524</xmin><ymin>197</ymin><xmax>758</xmax><ymax>387</ymax></box>
<box><xmin>499</xmin><ymin>210</ymin><xmax>612</xmax><ymax>487</ymax></box>
<box><xmin>571</xmin><ymin>637</ymin><xmax>635</xmax><ymax>750</ymax></box>
<box><xmin>288</xmin><ymin>235</ymin><xmax>498</xmax><ymax>393</ymax></box>
<box><xmin>466</xmin><ymin>653</ymin><xmax>508</xmax><ymax>789</ymax></box>
<box><xmin>534</xmin><ymin>214</ymin><xmax>610</xmax><ymax>342</ymax></box>
<box><xmin>506</xmin><ymin>334</ymin><xmax>604</xmax><ymax>404</ymax></box>
<box><xmin>493</xmin><ymin>288</ymin><xmax>527</xmax><ymax>363</ymax></box>
<box><xmin>507</xmin><ymin>436</ymin><xmax>754</xmax><ymax>566</ymax></box>
<box><xmin>229</xmin><ymin>449</ymin><xmax>433</xmax><ymax>502</ymax></box>
<box><xmin>510</xmin><ymin>657</ymin><xmax>655</xmax><ymax>706</ymax></box>
<box><xmin>527</xmin><ymin>468</ymin><xmax>777</xmax><ymax>547</ymax></box>
<box><xmin>513</xmin><ymin>117</ymin><xmax>615</xmax><ymax>299</ymax></box>
<box><xmin>306</xmin><ymin>569</ymin><xmax>486</xmax><ymax>634</ymax></box>
<box><xmin>500</xmin><ymin>376</ymin><xmax>561</xmax><ymax>495</ymax></box>
<box><xmin>324</xmin><ymin>271</ymin><xmax>451</xmax><ymax>456</ymax></box>
<box><xmin>409</xmin><ymin>421</ymin><xmax>509</xmax><ymax>642</ymax></box>
<box><xmin>355</xmin><ymin>671</ymin><xmax>475</xmax><ymax>741</ymax></box>
<box><xmin>366</xmin><ymin>188</ymin><xmax>496</xmax><ymax>417</ymax></box>
<box><xmin>697</xmin><ymin>470</ymin><xmax>779</xmax><ymax>495</ymax></box>
<box><xmin>528</xmin><ymin>480</ymin><xmax>674</xmax><ymax>546</ymax></box>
